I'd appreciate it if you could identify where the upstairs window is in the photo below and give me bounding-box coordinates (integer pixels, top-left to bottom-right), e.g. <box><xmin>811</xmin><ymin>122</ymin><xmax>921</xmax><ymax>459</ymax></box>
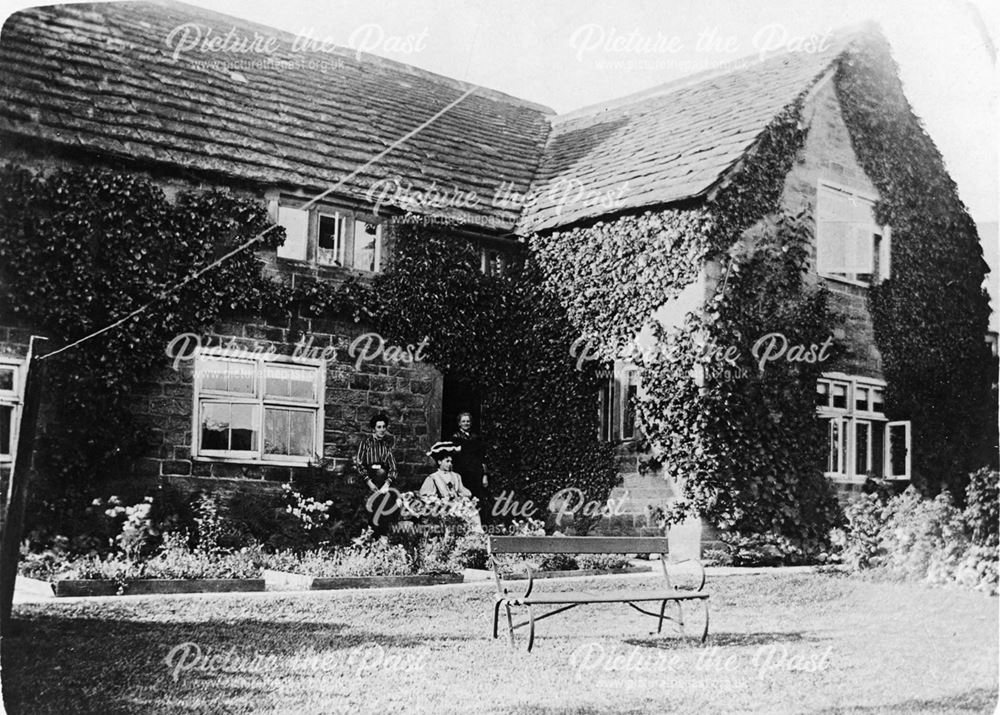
<box><xmin>481</xmin><ymin>248</ymin><xmax>509</xmax><ymax>277</ymax></box>
<box><xmin>274</xmin><ymin>204</ymin><xmax>383</xmax><ymax>272</ymax></box>
<box><xmin>815</xmin><ymin>182</ymin><xmax>890</xmax><ymax>285</ymax></box>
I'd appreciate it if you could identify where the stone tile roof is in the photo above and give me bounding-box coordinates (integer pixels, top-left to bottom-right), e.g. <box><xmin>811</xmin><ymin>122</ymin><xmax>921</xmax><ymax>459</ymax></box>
<box><xmin>0</xmin><ymin>1</ymin><xmax>554</xmax><ymax>233</ymax></box>
<box><xmin>0</xmin><ymin>2</ymin><xmax>873</xmax><ymax>235</ymax></box>
<box><xmin>517</xmin><ymin>35</ymin><xmax>860</xmax><ymax>233</ymax></box>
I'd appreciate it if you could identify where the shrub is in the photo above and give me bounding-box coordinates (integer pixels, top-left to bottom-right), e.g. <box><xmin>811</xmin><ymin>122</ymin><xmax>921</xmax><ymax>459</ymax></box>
<box><xmin>841</xmin><ymin>476</ymin><xmax>999</xmax><ymax>595</ymax></box>
<box><xmin>841</xmin><ymin>493</ymin><xmax>887</xmax><ymax>570</ymax></box>
<box><xmin>448</xmin><ymin>531</ymin><xmax>489</xmax><ymax>570</ymax></box>
<box><xmin>576</xmin><ymin>553</ymin><xmax>633</xmax><ymax>570</ymax></box>
<box><xmin>964</xmin><ymin>468</ymin><xmax>999</xmax><ymax>548</ymax></box>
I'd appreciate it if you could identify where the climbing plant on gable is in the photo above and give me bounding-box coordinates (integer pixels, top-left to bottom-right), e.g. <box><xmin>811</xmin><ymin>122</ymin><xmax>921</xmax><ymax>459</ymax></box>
<box><xmin>835</xmin><ymin>34</ymin><xmax>996</xmax><ymax>497</ymax></box>
<box><xmin>530</xmin><ymin>89</ymin><xmax>843</xmax><ymax>547</ymax></box>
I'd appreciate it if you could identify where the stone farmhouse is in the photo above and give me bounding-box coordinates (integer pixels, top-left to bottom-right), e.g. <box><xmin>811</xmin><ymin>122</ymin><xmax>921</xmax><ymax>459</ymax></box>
<box><xmin>0</xmin><ymin>1</ymin><xmax>988</xmax><ymax>530</ymax></box>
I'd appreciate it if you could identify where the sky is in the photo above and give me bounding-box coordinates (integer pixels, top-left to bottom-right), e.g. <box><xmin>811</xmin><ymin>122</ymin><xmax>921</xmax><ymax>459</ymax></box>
<box><xmin>1</xmin><ymin>0</ymin><xmax>997</xmax><ymax>321</ymax></box>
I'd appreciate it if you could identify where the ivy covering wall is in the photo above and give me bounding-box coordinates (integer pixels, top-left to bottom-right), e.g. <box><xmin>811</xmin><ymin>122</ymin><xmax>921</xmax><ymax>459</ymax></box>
<box><xmin>835</xmin><ymin>34</ymin><xmax>997</xmax><ymax>497</ymax></box>
<box><xmin>371</xmin><ymin>221</ymin><xmax>620</xmax><ymax>514</ymax></box>
<box><xmin>532</xmin><ymin>93</ymin><xmax>842</xmax><ymax>546</ymax></box>
<box><xmin>0</xmin><ymin>166</ymin><xmax>619</xmax><ymax>527</ymax></box>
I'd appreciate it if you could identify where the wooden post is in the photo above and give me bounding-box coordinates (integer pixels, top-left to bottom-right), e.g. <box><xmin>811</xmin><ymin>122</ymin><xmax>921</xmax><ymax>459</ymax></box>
<box><xmin>0</xmin><ymin>336</ymin><xmax>49</xmax><ymax>636</ymax></box>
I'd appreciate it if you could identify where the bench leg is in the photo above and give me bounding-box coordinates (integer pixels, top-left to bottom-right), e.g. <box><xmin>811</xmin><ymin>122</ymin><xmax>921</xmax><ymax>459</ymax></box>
<box><xmin>492</xmin><ymin>600</ymin><xmax>502</xmax><ymax>639</ymax></box>
<box><xmin>527</xmin><ymin>606</ymin><xmax>536</xmax><ymax>653</ymax></box>
<box><xmin>700</xmin><ymin>600</ymin><xmax>710</xmax><ymax>644</ymax></box>
<box><xmin>657</xmin><ymin>599</ymin><xmax>667</xmax><ymax>634</ymax></box>
<box><xmin>505</xmin><ymin>603</ymin><xmax>515</xmax><ymax>648</ymax></box>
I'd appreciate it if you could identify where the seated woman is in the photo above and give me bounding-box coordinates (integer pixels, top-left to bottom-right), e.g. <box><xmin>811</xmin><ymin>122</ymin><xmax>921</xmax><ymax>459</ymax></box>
<box><xmin>420</xmin><ymin>441</ymin><xmax>471</xmax><ymax>499</ymax></box>
<box><xmin>420</xmin><ymin>441</ymin><xmax>481</xmax><ymax>532</ymax></box>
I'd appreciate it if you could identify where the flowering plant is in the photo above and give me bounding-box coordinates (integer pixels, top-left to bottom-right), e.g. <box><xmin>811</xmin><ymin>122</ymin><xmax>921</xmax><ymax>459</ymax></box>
<box><xmin>283</xmin><ymin>484</ymin><xmax>334</xmax><ymax>532</ymax></box>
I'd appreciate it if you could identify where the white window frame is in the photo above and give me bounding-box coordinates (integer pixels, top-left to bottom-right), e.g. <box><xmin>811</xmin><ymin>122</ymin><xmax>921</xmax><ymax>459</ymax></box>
<box><xmin>481</xmin><ymin>247</ymin><xmax>509</xmax><ymax>277</ymax></box>
<box><xmin>815</xmin><ymin>180</ymin><xmax>891</xmax><ymax>286</ymax></box>
<box><xmin>826</xmin><ymin>416</ymin><xmax>846</xmax><ymax>477</ymax></box>
<box><xmin>270</xmin><ymin>199</ymin><xmax>384</xmax><ymax>273</ymax></box>
<box><xmin>597</xmin><ymin>369</ymin><xmax>614</xmax><ymax>442</ymax></box>
<box><xmin>817</xmin><ymin>372</ymin><xmax>904</xmax><ymax>483</ymax></box>
<box><xmin>853</xmin><ymin>419</ymin><xmax>873</xmax><ymax>477</ymax></box>
<box><xmin>0</xmin><ymin>359</ymin><xmax>24</xmax><ymax>463</ymax></box>
<box><xmin>884</xmin><ymin>420</ymin><xmax>912</xmax><ymax>480</ymax></box>
<box><xmin>352</xmin><ymin>219</ymin><xmax>383</xmax><ymax>273</ymax></box>
<box><xmin>316</xmin><ymin>211</ymin><xmax>347</xmax><ymax>267</ymax></box>
<box><xmin>192</xmin><ymin>352</ymin><xmax>325</xmax><ymax>466</ymax></box>
<box><xmin>619</xmin><ymin>367</ymin><xmax>640</xmax><ymax>440</ymax></box>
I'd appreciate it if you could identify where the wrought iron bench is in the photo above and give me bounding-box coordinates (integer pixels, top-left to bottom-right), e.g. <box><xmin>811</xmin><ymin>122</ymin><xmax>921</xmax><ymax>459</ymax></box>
<box><xmin>488</xmin><ymin>536</ymin><xmax>709</xmax><ymax>652</ymax></box>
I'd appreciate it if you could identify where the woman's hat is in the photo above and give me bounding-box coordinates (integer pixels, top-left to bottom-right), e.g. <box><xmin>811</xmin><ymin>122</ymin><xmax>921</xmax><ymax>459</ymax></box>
<box><xmin>426</xmin><ymin>441</ymin><xmax>461</xmax><ymax>459</ymax></box>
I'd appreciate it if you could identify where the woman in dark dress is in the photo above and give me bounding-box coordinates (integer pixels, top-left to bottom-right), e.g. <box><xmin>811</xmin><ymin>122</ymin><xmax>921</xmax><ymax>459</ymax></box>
<box><xmin>354</xmin><ymin>412</ymin><xmax>398</xmax><ymax>534</ymax></box>
<box><xmin>451</xmin><ymin>412</ymin><xmax>492</xmax><ymax>525</ymax></box>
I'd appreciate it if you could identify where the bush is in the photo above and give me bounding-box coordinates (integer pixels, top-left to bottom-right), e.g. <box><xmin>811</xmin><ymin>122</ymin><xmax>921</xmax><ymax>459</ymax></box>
<box><xmin>841</xmin><ymin>475</ymin><xmax>999</xmax><ymax>595</ymax></box>
<box><xmin>964</xmin><ymin>467</ymin><xmax>999</xmax><ymax>548</ymax></box>
<box><xmin>576</xmin><ymin>553</ymin><xmax>634</xmax><ymax>570</ymax></box>
<box><xmin>448</xmin><ymin>531</ymin><xmax>489</xmax><ymax>570</ymax></box>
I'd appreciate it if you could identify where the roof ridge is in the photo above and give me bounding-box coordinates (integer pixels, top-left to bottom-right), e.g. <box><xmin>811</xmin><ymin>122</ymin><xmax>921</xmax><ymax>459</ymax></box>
<box><xmin>550</xmin><ymin>21</ymin><xmax>880</xmax><ymax>125</ymax></box>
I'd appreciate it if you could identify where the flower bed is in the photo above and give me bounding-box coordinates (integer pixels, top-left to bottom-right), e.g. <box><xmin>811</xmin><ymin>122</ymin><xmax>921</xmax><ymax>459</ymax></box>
<box><xmin>51</xmin><ymin>578</ymin><xmax>265</xmax><ymax>597</ymax></box>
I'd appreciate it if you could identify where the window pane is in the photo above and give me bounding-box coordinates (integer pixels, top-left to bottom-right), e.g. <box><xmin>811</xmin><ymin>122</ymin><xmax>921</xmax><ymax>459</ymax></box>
<box><xmin>828</xmin><ymin>419</ymin><xmax>842</xmax><ymax>473</ymax></box>
<box><xmin>353</xmin><ymin>220</ymin><xmax>380</xmax><ymax>272</ymax></box>
<box><xmin>264</xmin><ymin>408</ymin><xmax>289</xmax><ymax>454</ymax></box>
<box><xmin>1</xmin><ymin>404</ymin><xmax>12</xmax><ymax>456</ymax></box>
<box><xmin>201</xmin><ymin>403</ymin><xmax>257</xmax><ymax>452</ymax></box>
<box><xmin>855</xmin><ymin>387</ymin><xmax>869</xmax><ymax>412</ymax></box>
<box><xmin>318</xmin><ymin>214</ymin><xmax>344</xmax><ymax>265</ymax></box>
<box><xmin>888</xmin><ymin>423</ymin><xmax>909</xmax><ymax>478</ymax></box>
<box><xmin>265</xmin><ymin>365</ymin><xmax>316</xmax><ymax>402</ymax></box>
<box><xmin>623</xmin><ymin>382</ymin><xmax>637</xmax><ymax>440</ymax></box>
<box><xmin>872</xmin><ymin>389</ymin><xmax>884</xmax><ymax>414</ymax></box>
<box><xmin>201</xmin><ymin>402</ymin><xmax>230</xmax><ymax>450</ymax></box>
<box><xmin>832</xmin><ymin>383</ymin><xmax>847</xmax><ymax>409</ymax></box>
<box><xmin>816</xmin><ymin>381</ymin><xmax>829</xmax><ymax>408</ymax></box>
<box><xmin>264</xmin><ymin>408</ymin><xmax>314</xmax><ymax>456</ymax></box>
<box><xmin>855</xmin><ymin>421</ymin><xmax>871</xmax><ymax>475</ymax></box>
<box><xmin>0</xmin><ymin>368</ymin><xmax>14</xmax><ymax>391</ymax></box>
<box><xmin>230</xmin><ymin>404</ymin><xmax>257</xmax><ymax>451</ymax></box>
<box><xmin>289</xmin><ymin>411</ymin><xmax>314</xmax><ymax>456</ymax></box>
<box><xmin>873</xmin><ymin>422</ymin><xmax>886</xmax><ymax>478</ymax></box>
<box><xmin>201</xmin><ymin>359</ymin><xmax>254</xmax><ymax>395</ymax></box>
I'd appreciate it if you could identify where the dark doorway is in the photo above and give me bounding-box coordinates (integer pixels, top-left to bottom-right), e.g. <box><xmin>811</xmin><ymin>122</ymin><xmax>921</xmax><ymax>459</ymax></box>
<box><xmin>441</xmin><ymin>375</ymin><xmax>481</xmax><ymax>441</ymax></box>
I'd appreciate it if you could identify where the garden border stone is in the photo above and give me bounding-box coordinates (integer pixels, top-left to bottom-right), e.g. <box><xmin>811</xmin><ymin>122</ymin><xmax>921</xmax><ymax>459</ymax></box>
<box><xmin>52</xmin><ymin>579</ymin><xmax>265</xmax><ymax>597</ymax></box>
<box><xmin>263</xmin><ymin>569</ymin><xmax>463</xmax><ymax>590</ymax></box>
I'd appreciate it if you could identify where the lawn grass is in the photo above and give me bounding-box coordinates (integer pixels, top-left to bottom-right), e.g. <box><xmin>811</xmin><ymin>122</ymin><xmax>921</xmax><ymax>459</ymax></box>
<box><xmin>1</xmin><ymin>571</ymin><xmax>996</xmax><ymax>714</ymax></box>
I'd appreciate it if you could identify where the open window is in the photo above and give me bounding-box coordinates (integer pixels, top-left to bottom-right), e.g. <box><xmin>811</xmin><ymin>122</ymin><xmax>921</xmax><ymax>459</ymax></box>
<box><xmin>884</xmin><ymin>420</ymin><xmax>912</xmax><ymax>480</ymax></box>
<box><xmin>273</xmin><ymin>201</ymin><xmax>383</xmax><ymax>272</ymax></box>
<box><xmin>815</xmin><ymin>182</ymin><xmax>890</xmax><ymax>285</ymax></box>
<box><xmin>817</xmin><ymin>374</ymin><xmax>905</xmax><ymax>482</ymax></box>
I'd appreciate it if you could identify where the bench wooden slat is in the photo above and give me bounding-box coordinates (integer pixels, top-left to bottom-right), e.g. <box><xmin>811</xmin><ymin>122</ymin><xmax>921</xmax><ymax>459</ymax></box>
<box><xmin>488</xmin><ymin>536</ymin><xmax>669</xmax><ymax>554</ymax></box>
<box><xmin>504</xmin><ymin>590</ymin><xmax>708</xmax><ymax>605</ymax></box>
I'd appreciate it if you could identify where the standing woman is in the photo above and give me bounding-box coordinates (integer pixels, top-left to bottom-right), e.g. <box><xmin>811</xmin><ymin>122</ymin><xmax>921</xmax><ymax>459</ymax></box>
<box><xmin>451</xmin><ymin>412</ymin><xmax>492</xmax><ymax>525</ymax></box>
<box><xmin>354</xmin><ymin>412</ymin><xmax>398</xmax><ymax>533</ymax></box>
